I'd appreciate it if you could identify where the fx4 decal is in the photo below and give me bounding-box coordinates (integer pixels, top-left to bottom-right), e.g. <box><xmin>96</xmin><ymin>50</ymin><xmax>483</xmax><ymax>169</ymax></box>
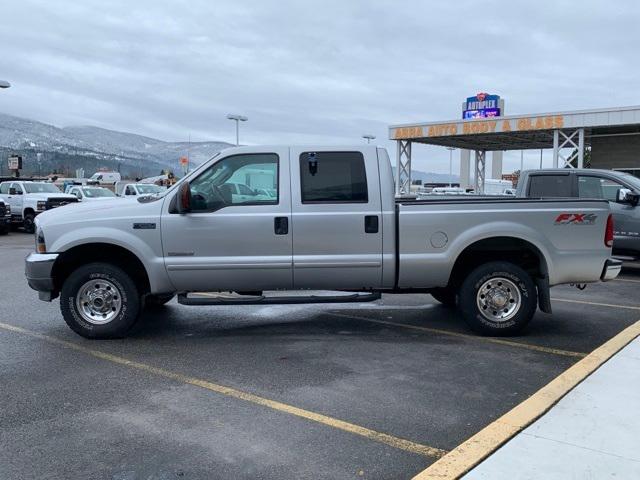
<box><xmin>554</xmin><ymin>213</ymin><xmax>598</xmax><ymax>225</ymax></box>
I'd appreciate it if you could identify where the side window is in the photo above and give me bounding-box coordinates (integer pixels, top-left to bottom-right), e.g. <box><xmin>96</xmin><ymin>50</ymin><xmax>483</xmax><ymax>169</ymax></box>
<box><xmin>299</xmin><ymin>151</ymin><xmax>368</xmax><ymax>203</ymax></box>
<box><xmin>578</xmin><ymin>176</ymin><xmax>624</xmax><ymax>202</ymax></box>
<box><xmin>12</xmin><ymin>183</ymin><xmax>23</xmax><ymax>194</ymax></box>
<box><xmin>125</xmin><ymin>186</ymin><xmax>135</xmax><ymax>195</ymax></box>
<box><xmin>528</xmin><ymin>175</ymin><xmax>572</xmax><ymax>197</ymax></box>
<box><xmin>189</xmin><ymin>153</ymin><xmax>279</xmax><ymax>212</ymax></box>
<box><xmin>0</xmin><ymin>184</ymin><xmax>8</xmax><ymax>194</ymax></box>
<box><xmin>237</xmin><ymin>184</ymin><xmax>254</xmax><ymax>195</ymax></box>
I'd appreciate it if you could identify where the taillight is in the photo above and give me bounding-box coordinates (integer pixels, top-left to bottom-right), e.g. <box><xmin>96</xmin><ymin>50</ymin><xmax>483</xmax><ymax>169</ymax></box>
<box><xmin>605</xmin><ymin>214</ymin><xmax>614</xmax><ymax>248</ymax></box>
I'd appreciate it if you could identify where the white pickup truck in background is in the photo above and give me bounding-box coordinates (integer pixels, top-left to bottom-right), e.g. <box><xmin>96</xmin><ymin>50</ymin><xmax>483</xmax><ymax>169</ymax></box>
<box><xmin>0</xmin><ymin>181</ymin><xmax>77</xmax><ymax>233</ymax></box>
<box><xmin>25</xmin><ymin>146</ymin><xmax>620</xmax><ymax>339</ymax></box>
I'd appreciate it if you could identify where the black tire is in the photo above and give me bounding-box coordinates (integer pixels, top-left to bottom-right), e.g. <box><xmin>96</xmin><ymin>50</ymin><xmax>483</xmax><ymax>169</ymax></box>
<box><xmin>459</xmin><ymin>261</ymin><xmax>537</xmax><ymax>336</ymax></box>
<box><xmin>144</xmin><ymin>293</ymin><xmax>175</xmax><ymax>309</ymax></box>
<box><xmin>430</xmin><ymin>287</ymin><xmax>457</xmax><ymax>307</ymax></box>
<box><xmin>23</xmin><ymin>213</ymin><xmax>35</xmax><ymax>234</ymax></box>
<box><xmin>60</xmin><ymin>262</ymin><xmax>141</xmax><ymax>339</ymax></box>
<box><xmin>0</xmin><ymin>224</ymin><xmax>8</xmax><ymax>235</ymax></box>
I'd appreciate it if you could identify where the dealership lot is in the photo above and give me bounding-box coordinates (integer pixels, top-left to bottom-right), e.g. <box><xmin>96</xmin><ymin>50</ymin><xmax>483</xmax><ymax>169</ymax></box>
<box><xmin>1</xmin><ymin>233</ymin><xmax>639</xmax><ymax>479</ymax></box>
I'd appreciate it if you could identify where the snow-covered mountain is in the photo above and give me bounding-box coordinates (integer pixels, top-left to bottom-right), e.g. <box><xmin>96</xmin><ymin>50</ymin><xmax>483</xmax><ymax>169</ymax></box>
<box><xmin>0</xmin><ymin>113</ymin><xmax>232</xmax><ymax>176</ymax></box>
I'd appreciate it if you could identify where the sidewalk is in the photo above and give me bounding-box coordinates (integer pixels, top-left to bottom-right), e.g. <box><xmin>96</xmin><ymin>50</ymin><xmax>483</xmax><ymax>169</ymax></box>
<box><xmin>464</xmin><ymin>337</ymin><xmax>640</xmax><ymax>479</ymax></box>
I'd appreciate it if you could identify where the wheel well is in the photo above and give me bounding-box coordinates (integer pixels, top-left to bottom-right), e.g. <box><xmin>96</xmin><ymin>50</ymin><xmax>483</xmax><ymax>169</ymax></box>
<box><xmin>52</xmin><ymin>243</ymin><xmax>151</xmax><ymax>295</ymax></box>
<box><xmin>24</xmin><ymin>208</ymin><xmax>35</xmax><ymax>216</ymax></box>
<box><xmin>449</xmin><ymin>237</ymin><xmax>548</xmax><ymax>289</ymax></box>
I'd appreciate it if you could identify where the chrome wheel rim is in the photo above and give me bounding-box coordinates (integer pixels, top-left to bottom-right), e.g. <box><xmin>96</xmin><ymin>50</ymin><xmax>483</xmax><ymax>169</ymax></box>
<box><xmin>476</xmin><ymin>277</ymin><xmax>521</xmax><ymax>323</ymax></box>
<box><xmin>76</xmin><ymin>279</ymin><xmax>122</xmax><ymax>325</ymax></box>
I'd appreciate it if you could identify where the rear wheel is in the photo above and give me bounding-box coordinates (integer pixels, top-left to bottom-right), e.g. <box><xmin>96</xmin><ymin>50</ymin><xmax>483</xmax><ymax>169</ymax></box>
<box><xmin>459</xmin><ymin>261</ymin><xmax>537</xmax><ymax>336</ymax></box>
<box><xmin>0</xmin><ymin>224</ymin><xmax>8</xmax><ymax>235</ymax></box>
<box><xmin>23</xmin><ymin>213</ymin><xmax>35</xmax><ymax>234</ymax></box>
<box><xmin>60</xmin><ymin>262</ymin><xmax>141</xmax><ymax>339</ymax></box>
<box><xmin>430</xmin><ymin>287</ymin><xmax>457</xmax><ymax>307</ymax></box>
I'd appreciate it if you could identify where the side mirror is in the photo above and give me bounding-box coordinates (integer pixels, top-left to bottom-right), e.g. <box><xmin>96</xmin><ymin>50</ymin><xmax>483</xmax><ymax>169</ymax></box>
<box><xmin>617</xmin><ymin>188</ymin><xmax>640</xmax><ymax>206</ymax></box>
<box><xmin>9</xmin><ymin>188</ymin><xmax>16</xmax><ymax>195</ymax></box>
<box><xmin>176</xmin><ymin>181</ymin><xmax>192</xmax><ymax>213</ymax></box>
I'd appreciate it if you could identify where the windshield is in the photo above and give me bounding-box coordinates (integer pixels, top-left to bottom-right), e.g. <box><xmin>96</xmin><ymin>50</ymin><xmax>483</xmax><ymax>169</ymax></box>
<box><xmin>82</xmin><ymin>187</ymin><xmax>116</xmax><ymax>198</ymax></box>
<box><xmin>24</xmin><ymin>183</ymin><xmax>61</xmax><ymax>194</ymax></box>
<box><xmin>136</xmin><ymin>184</ymin><xmax>164</xmax><ymax>194</ymax></box>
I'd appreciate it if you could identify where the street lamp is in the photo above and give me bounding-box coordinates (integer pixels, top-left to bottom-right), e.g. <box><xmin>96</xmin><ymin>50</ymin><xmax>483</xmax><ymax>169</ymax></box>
<box><xmin>362</xmin><ymin>134</ymin><xmax>376</xmax><ymax>144</ymax></box>
<box><xmin>0</xmin><ymin>80</ymin><xmax>10</xmax><ymax>89</ymax></box>
<box><xmin>446</xmin><ymin>146</ymin><xmax>456</xmax><ymax>187</ymax></box>
<box><xmin>226</xmin><ymin>114</ymin><xmax>248</xmax><ymax>146</ymax></box>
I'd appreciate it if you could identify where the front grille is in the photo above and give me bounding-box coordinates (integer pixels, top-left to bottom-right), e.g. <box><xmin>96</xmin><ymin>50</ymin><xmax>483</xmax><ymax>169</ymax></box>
<box><xmin>0</xmin><ymin>204</ymin><xmax>5</xmax><ymax>218</ymax></box>
<box><xmin>45</xmin><ymin>197</ymin><xmax>78</xmax><ymax>210</ymax></box>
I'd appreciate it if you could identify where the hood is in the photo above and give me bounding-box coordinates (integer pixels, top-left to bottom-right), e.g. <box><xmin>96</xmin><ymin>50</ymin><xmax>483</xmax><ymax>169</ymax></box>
<box><xmin>36</xmin><ymin>195</ymin><xmax>165</xmax><ymax>229</ymax></box>
<box><xmin>80</xmin><ymin>196</ymin><xmax>120</xmax><ymax>202</ymax></box>
<box><xmin>29</xmin><ymin>192</ymin><xmax>77</xmax><ymax>201</ymax></box>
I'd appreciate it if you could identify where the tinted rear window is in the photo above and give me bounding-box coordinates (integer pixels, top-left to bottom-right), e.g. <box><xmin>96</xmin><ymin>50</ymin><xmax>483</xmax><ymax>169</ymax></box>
<box><xmin>299</xmin><ymin>151</ymin><xmax>368</xmax><ymax>203</ymax></box>
<box><xmin>528</xmin><ymin>175</ymin><xmax>572</xmax><ymax>197</ymax></box>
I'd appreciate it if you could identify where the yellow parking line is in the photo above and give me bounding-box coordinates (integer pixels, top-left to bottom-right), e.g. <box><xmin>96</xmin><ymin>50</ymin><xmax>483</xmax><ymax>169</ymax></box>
<box><xmin>412</xmin><ymin>319</ymin><xmax>640</xmax><ymax>480</ymax></box>
<box><xmin>328</xmin><ymin>313</ymin><xmax>586</xmax><ymax>359</ymax></box>
<box><xmin>0</xmin><ymin>321</ymin><xmax>446</xmax><ymax>460</ymax></box>
<box><xmin>552</xmin><ymin>297</ymin><xmax>640</xmax><ymax>311</ymax></box>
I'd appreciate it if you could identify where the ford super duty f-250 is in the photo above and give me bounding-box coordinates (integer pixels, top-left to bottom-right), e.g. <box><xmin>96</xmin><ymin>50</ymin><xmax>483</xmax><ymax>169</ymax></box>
<box><xmin>25</xmin><ymin>146</ymin><xmax>621</xmax><ymax>339</ymax></box>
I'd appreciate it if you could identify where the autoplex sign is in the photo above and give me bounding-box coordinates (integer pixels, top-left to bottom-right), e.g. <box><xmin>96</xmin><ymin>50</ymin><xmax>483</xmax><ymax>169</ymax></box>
<box><xmin>463</xmin><ymin>92</ymin><xmax>501</xmax><ymax>119</ymax></box>
<box><xmin>391</xmin><ymin>115</ymin><xmax>565</xmax><ymax>140</ymax></box>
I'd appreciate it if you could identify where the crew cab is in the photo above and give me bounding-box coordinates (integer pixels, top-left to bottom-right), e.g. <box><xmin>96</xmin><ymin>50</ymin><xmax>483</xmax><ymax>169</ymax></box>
<box><xmin>25</xmin><ymin>146</ymin><xmax>620</xmax><ymax>339</ymax></box>
<box><xmin>0</xmin><ymin>181</ymin><xmax>77</xmax><ymax>233</ymax></box>
<box><xmin>0</xmin><ymin>198</ymin><xmax>11</xmax><ymax>235</ymax></box>
<box><xmin>517</xmin><ymin>169</ymin><xmax>640</xmax><ymax>259</ymax></box>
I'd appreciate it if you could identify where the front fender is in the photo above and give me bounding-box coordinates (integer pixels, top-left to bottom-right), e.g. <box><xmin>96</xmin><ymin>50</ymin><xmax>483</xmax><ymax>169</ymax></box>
<box><xmin>48</xmin><ymin>227</ymin><xmax>172</xmax><ymax>294</ymax></box>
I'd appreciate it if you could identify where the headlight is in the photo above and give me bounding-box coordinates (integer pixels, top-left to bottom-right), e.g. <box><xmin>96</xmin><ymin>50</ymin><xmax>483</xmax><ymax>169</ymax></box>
<box><xmin>35</xmin><ymin>228</ymin><xmax>46</xmax><ymax>253</ymax></box>
<box><xmin>37</xmin><ymin>200</ymin><xmax>47</xmax><ymax>211</ymax></box>
<box><xmin>5</xmin><ymin>205</ymin><xmax>9</xmax><ymax>214</ymax></box>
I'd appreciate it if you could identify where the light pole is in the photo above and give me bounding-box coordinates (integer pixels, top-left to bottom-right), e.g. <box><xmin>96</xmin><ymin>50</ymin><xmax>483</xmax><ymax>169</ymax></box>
<box><xmin>1</xmin><ymin>81</ymin><xmax>11</xmax><ymax>177</ymax></box>
<box><xmin>226</xmin><ymin>114</ymin><xmax>248</xmax><ymax>146</ymax></box>
<box><xmin>446</xmin><ymin>146</ymin><xmax>456</xmax><ymax>187</ymax></box>
<box><xmin>362</xmin><ymin>134</ymin><xmax>376</xmax><ymax>144</ymax></box>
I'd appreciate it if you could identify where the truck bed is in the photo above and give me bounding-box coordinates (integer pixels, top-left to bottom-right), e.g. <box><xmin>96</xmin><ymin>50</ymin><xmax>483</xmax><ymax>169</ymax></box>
<box><xmin>395</xmin><ymin>196</ymin><xmax>611</xmax><ymax>288</ymax></box>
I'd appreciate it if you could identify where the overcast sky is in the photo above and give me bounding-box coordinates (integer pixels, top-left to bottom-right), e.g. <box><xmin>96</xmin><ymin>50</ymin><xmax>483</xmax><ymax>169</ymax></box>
<box><xmin>1</xmin><ymin>0</ymin><xmax>639</xmax><ymax>173</ymax></box>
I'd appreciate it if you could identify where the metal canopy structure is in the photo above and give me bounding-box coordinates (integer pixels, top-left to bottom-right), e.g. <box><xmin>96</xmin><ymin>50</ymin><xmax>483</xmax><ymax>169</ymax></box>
<box><xmin>389</xmin><ymin>105</ymin><xmax>640</xmax><ymax>195</ymax></box>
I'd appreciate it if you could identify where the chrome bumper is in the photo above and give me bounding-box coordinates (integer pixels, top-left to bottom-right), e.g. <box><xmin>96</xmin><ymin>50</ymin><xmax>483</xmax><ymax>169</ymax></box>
<box><xmin>601</xmin><ymin>258</ymin><xmax>623</xmax><ymax>282</ymax></box>
<box><xmin>25</xmin><ymin>252</ymin><xmax>59</xmax><ymax>301</ymax></box>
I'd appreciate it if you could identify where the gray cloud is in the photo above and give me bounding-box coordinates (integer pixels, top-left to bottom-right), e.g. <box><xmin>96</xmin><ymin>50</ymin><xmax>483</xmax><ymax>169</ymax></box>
<box><xmin>1</xmin><ymin>0</ymin><xmax>639</xmax><ymax>173</ymax></box>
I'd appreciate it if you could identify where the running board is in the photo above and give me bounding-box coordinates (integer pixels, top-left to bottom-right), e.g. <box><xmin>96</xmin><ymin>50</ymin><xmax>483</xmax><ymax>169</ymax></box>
<box><xmin>177</xmin><ymin>291</ymin><xmax>381</xmax><ymax>306</ymax></box>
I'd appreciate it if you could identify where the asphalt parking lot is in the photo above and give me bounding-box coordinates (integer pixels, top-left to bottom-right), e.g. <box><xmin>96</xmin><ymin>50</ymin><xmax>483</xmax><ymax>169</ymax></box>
<box><xmin>1</xmin><ymin>232</ymin><xmax>639</xmax><ymax>480</ymax></box>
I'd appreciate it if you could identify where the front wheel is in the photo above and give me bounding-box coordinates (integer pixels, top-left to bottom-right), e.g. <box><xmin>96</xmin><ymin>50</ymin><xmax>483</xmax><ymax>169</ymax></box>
<box><xmin>459</xmin><ymin>261</ymin><xmax>537</xmax><ymax>336</ymax></box>
<box><xmin>60</xmin><ymin>263</ymin><xmax>141</xmax><ymax>339</ymax></box>
<box><xmin>23</xmin><ymin>213</ymin><xmax>35</xmax><ymax>234</ymax></box>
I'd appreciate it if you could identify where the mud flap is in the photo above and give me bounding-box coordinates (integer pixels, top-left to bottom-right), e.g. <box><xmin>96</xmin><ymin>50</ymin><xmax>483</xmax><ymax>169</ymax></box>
<box><xmin>535</xmin><ymin>275</ymin><xmax>552</xmax><ymax>314</ymax></box>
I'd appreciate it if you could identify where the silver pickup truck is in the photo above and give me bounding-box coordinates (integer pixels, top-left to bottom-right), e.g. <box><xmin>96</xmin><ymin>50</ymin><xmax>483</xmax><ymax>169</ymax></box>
<box><xmin>25</xmin><ymin>146</ymin><xmax>621</xmax><ymax>339</ymax></box>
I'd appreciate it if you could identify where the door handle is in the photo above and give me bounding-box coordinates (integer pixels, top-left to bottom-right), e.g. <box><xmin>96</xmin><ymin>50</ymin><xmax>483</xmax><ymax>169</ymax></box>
<box><xmin>274</xmin><ymin>216</ymin><xmax>289</xmax><ymax>235</ymax></box>
<box><xmin>364</xmin><ymin>215</ymin><xmax>379</xmax><ymax>233</ymax></box>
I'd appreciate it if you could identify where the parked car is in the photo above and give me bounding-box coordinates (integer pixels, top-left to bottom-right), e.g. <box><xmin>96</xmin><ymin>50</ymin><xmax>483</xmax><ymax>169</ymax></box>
<box><xmin>0</xmin><ymin>181</ymin><xmax>78</xmax><ymax>233</ymax></box>
<box><xmin>120</xmin><ymin>183</ymin><xmax>166</xmax><ymax>197</ymax></box>
<box><xmin>0</xmin><ymin>198</ymin><xmax>11</xmax><ymax>235</ymax></box>
<box><xmin>26</xmin><ymin>145</ymin><xmax>619</xmax><ymax>339</ymax></box>
<box><xmin>89</xmin><ymin>171</ymin><xmax>121</xmax><ymax>185</ymax></box>
<box><xmin>68</xmin><ymin>185</ymin><xmax>117</xmax><ymax>202</ymax></box>
<box><xmin>517</xmin><ymin>169</ymin><xmax>640</xmax><ymax>259</ymax></box>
